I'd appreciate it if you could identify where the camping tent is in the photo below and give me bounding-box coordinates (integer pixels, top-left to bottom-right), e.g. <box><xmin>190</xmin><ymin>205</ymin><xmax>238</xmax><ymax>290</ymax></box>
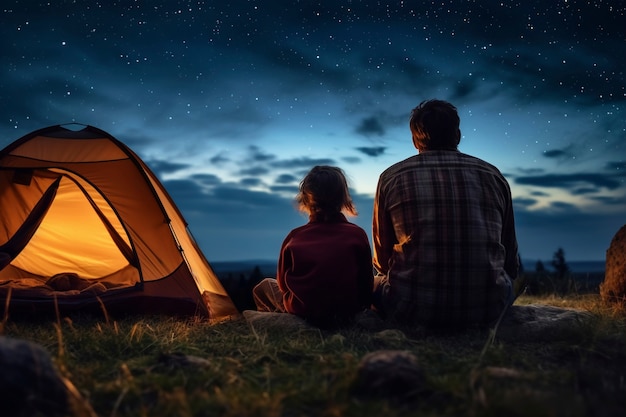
<box><xmin>0</xmin><ymin>124</ymin><xmax>239</xmax><ymax>321</ymax></box>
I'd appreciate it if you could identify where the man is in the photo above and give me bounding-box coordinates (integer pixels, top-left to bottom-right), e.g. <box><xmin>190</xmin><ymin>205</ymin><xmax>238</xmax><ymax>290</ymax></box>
<box><xmin>372</xmin><ymin>99</ymin><xmax>519</xmax><ymax>327</ymax></box>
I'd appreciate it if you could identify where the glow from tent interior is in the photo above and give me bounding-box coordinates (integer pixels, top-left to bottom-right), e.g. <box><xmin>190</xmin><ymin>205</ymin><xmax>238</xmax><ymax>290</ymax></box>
<box><xmin>11</xmin><ymin>175</ymin><xmax>131</xmax><ymax>279</ymax></box>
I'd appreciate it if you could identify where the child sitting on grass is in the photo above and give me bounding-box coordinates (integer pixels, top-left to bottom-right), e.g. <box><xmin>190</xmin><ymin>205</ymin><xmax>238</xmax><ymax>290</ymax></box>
<box><xmin>253</xmin><ymin>165</ymin><xmax>373</xmax><ymax>327</ymax></box>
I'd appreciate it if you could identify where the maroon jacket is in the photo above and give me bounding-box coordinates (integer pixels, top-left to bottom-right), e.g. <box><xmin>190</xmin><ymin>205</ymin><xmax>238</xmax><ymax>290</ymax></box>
<box><xmin>277</xmin><ymin>212</ymin><xmax>373</xmax><ymax>324</ymax></box>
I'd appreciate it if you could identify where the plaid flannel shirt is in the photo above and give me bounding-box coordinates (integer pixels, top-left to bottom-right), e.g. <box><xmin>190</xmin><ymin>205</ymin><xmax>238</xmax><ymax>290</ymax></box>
<box><xmin>373</xmin><ymin>150</ymin><xmax>519</xmax><ymax>326</ymax></box>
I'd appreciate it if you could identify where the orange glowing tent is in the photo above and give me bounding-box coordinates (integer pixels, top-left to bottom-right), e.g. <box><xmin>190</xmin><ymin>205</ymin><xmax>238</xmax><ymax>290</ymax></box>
<box><xmin>0</xmin><ymin>125</ymin><xmax>239</xmax><ymax>321</ymax></box>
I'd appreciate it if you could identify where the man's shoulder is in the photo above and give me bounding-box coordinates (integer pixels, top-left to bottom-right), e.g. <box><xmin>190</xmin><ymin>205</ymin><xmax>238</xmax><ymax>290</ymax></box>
<box><xmin>379</xmin><ymin>154</ymin><xmax>419</xmax><ymax>178</ymax></box>
<box><xmin>378</xmin><ymin>151</ymin><xmax>507</xmax><ymax>184</ymax></box>
<box><xmin>457</xmin><ymin>152</ymin><xmax>506</xmax><ymax>176</ymax></box>
<box><xmin>457</xmin><ymin>151</ymin><xmax>500</xmax><ymax>167</ymax></box>
<box><xmin>379</xmin><ymin>151</ymin><xmax>495</xmax><ymax>175</ymax></box>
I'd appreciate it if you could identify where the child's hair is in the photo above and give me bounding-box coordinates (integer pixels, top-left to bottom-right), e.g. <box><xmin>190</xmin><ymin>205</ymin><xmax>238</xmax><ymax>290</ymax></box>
<box><xmin>296</xmin><ymin>165</ymin><xmax>357</xmax><ymax>217</ymax></box>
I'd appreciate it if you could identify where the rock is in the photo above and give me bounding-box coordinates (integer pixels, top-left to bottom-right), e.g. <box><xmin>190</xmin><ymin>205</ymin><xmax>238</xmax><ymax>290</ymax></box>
<box><xmin>352</xmin><ymin>350</ymin><xmax>426</xmax><ymax>402</ymax></box>
<box><xmin>497</xmin><ymin>304</ymin><xmax>592</xmax><ymax>342</ymax></box>
<box><xmin>600</xmin><ymin>224</ymin><xmax>626</xmax><ymax>306</ymax></box>
<box><xmin>372</xmin><ymin>329</ymin><xmax>409</xmax><ymax>344</ymax></box>
<box><xmin>0</xmin><ymin>336</ymin><xmax>69</xmax><ymax>417</ymax></box>
<box><xmin>242</xmin><ymin>310</ymin><xmax>313</xmax><ymax>333</ymax></box>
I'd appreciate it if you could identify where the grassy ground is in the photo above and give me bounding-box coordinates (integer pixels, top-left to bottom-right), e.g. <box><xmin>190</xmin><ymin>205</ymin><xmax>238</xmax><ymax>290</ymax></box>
<box><xmin>3</xmin><ymin>294</ymin><xmax>626</xmax><ymax>417</ymax></box>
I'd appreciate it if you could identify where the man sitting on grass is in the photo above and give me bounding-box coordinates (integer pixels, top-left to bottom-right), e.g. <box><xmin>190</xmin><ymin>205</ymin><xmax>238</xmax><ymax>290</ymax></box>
<box><xmin>372</xmin><ymin>99</ymin><xmax>519</xmax><ymax>328</ymax></box>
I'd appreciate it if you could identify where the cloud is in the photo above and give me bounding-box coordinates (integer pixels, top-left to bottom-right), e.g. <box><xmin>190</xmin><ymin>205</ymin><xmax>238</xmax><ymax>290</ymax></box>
<box><xmin>543</xmin><ymin>149</ymin><xmax>573</xmax><ymax>160</ymax></box>
<box><xmin>247</xmin><ymin>145</ymin><xmax>277</xmax><ymax>163</ymax></box>
<box><xmin>210</xmin><ymin>153</ymin><xmax>230</xmax><ymax>165</ymax></box>
<box><xmin>355</xmin><ymin>146</ymin><xmax>386</xmax><ymax>157</ymax></box>
<box><xmin>517</xmin><ymin>167</ymin><xmax>546</xmax><ymax>175</ymax></box>
<box><xmin>270</xmin><ymin>184</ymin><xmax>299</xmax><ymax>195</ymax></box>
<box><xmin>145</xmin><ymin>159</ymin><xmax>190</xmax><ymax>175</ymax></box>
<box><xmin>589</xmin><ymin>195</ymin><xmax>626</xmax><ymax>206</ymax></box>
<box><xmin>341</xmin><ymin>156</ymin><xmax>362</xmax><ymax>164</ymax></box>
<box><xmin>274</xmin><ymin>173</ymin><xmax>299</xmax><ymax>184</ymax></box>
<box><xmin>271</xmin><ymin>157</ymin><xmax>337</xmax><ymax>169</ymax></box>
<box><xmin>191</xmin><ymin>173</ymin><xmax>222</xmax><ymax>186</ymax></box>
<box><xmin>571</xmin><ymin>187</ymin><xmax>599</xmax><ymax>195</ymax></box>
<box><xmin>513</xmin><ymin>197</ymin><xmax>538</xmax><ymax>208</ymax></box>
<box><xmin>355</xmin><ymin>116</ymin><xmax>385</xmax><ymax>137</ymax></box>
<box><xmin>451</xmin><ymin>78</ymin><xmax>481</xmax><ymax>100</ymax></box>
<box><xmin>514</xmin><ymin>173</ymin><xmax>623</xmax><ymax>191</ymax></box>
<box><xmin>239</xmin><ymin>177</ymin><xmax>264</xmax><ymax>187</ymax></box>
<box><xmin>549</xmin><ymin>201</ymin><xmax>579</xmax><ymax>211</ymax></box>
<box><xmin>238</xmin><ymin>166</ymin><xmax>270</xmax><ymax>176</ymax></box>
<box><xmin>530</xmin><ymin>190</ymin><xmax>550</xmax><ymax>197</ymax></box>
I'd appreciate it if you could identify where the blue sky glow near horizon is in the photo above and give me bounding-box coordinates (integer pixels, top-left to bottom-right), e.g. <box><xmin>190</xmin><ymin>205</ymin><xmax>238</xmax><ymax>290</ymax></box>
<box><xmin>1</xmin><ymin>1</ymin><xmax>624</xmax><ymax>263</ymax></box>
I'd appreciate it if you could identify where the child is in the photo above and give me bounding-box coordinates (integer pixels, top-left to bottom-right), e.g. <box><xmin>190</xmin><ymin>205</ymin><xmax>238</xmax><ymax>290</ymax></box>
<box><xmin>253</xmin><ymin>165</ymin><xmax>373</xmax><ymax>327</ymax></box>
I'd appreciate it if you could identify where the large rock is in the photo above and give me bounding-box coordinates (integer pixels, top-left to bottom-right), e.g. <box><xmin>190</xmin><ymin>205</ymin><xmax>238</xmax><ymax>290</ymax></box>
<box><xmin>497</xmin><ymin>304</ymin><xmax>592</xmax><ymax>342</ymax></box>
<box><xmin>0</xmin><ymin>336</ymin><xmax>69</xmax><ymax>416</ymax></box>
<box><xmin>600</xmin><ymin>224</ymin><xmax>626</xmax><ymax>306</ymax></box>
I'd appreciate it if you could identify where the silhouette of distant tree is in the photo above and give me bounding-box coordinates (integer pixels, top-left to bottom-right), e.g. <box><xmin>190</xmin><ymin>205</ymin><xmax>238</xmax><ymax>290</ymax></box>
<box><xmin>551</xmin><ymin>247</ymin><xmax>570</xmax><ymax>280</ymax></box>
<box><xmin>524</xmin><ymin>260</ymin><xmax>548</xmax><ymax>295</ymax></box>
<box><xmin>526</xmin><ymin>249</ymin><xmax>574</xmax><ymax>296</ymax></box>
<box><xmin>219</xmin><ymin>265</ymin><xmax>272</xmax><ymax>312</ymax></box>
<box><xmin>535</xmin><ymin>260</ymin><xmax>546</xmax><ymax>273</ymax></box>
<box><xmin>249</xmin><ymin>266</ymin><xmax>263</xmax><ymax>287</ymax></box>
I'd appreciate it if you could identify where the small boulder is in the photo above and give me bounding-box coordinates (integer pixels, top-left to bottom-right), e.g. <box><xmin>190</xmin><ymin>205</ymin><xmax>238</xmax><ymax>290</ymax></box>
<box><xmin>600</xmin><ymin>224</ymin><xmax>626</xmax><ymax>306</ymax></box>
<box><xmin>352</xmin><ymin>350</ymin><xmax>426</xmax><ymax>402</ymax></box>
<box><xmin>497</xmin><ymin>304</ymin><xmax>592</xmax><ymax>342</ymax></box>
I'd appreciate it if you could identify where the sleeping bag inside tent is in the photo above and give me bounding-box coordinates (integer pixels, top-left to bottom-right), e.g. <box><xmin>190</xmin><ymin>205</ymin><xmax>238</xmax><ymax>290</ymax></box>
<box><xmin>0</xmin><ymin>124</ymin><xmax>239</xmax><ymax>320</ymax></box>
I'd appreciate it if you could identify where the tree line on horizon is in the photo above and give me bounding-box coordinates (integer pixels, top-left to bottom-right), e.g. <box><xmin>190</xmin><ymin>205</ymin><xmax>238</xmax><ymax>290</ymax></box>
<box><xmin>219</xmin><ymin>247</ymin><xmax>600</xmax><ymax>311</ymax></box>
<box><xmin>521</xmin><ymin>247</ymin><xmax>604</xmax><ymax>296</ymax></box>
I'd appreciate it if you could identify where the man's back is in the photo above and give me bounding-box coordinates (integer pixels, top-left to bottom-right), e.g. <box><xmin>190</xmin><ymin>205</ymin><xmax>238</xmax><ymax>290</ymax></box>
<box><xmin>373</xmin><ymin>150</ymin><xmax>518</xmax><ymax>326</ymax></box>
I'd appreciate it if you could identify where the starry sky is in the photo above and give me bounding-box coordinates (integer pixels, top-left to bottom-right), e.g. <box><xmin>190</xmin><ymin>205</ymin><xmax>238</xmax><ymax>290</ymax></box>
<box><xmin>1</xmin><ymin>1</ymin><xmax>624</xmax><ymax>264</ymax></box>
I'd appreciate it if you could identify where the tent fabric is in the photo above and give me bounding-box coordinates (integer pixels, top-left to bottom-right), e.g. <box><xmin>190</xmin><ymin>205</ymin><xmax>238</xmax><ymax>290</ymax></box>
<box><xmin>0</xmin><ymin>176</ymin><xmax>60</xmax><ymax>264</ymax></box>
<box><xmin>0</xmin><ymin>125</ymin><xmax>239</xmax><ymax>321</ymax></box>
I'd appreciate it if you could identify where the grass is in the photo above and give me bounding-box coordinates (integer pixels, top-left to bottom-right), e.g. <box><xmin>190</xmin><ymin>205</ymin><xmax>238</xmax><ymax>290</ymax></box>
<box><xmin>2</xmin><ymin>293</ymin><xmax>626</xmax><ymax>417</ymax></box>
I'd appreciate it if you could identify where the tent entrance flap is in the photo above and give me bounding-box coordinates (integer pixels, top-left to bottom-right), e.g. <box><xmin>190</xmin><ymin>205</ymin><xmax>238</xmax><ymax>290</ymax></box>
<box><xmin>0</xmin><ymin>176</ymin><xmax>60</xmax><ymax>269</ymax></box>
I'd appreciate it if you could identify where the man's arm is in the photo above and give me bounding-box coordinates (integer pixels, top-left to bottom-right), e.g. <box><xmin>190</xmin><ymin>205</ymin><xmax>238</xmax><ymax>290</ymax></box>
<box><xmin>372</xmin><ymin>179</ymin><xmax>394</xmax><ymax>275</ymax></box>
<box><xmin>502</xmin><ymin>189</ymin><xmax>519</xmax><ymax>280</ymax></box>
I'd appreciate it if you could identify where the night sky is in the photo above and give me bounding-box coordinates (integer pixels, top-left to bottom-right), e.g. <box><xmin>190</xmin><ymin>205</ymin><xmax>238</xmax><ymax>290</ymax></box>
<box><xmin>1</xmin><ymin>1</ymin><xmax>624</xmax><ymax>263</ymax></box>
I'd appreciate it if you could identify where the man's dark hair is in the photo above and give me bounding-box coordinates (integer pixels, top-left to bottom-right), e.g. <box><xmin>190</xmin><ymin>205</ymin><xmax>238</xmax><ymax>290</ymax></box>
<box><xmin>409</xmin><ymin>99</ymin><xmax>461</xmax><ymax>151</ymax></box>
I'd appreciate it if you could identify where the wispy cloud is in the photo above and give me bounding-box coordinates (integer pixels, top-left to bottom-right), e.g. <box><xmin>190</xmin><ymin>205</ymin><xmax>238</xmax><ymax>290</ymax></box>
<box><xmin>515</xmin><ymin>173</ymin><xmax>623</xmax><ymax>191</ymax></box>
<box><xmin>355</xmin><ymin>116</ymin><xmax>385</xmax><ymax>137</ymax></box>
<box><xmin>355</xmin><ymin>146</ymin><xmax>386</xmax><ymax>157</ymax></box>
